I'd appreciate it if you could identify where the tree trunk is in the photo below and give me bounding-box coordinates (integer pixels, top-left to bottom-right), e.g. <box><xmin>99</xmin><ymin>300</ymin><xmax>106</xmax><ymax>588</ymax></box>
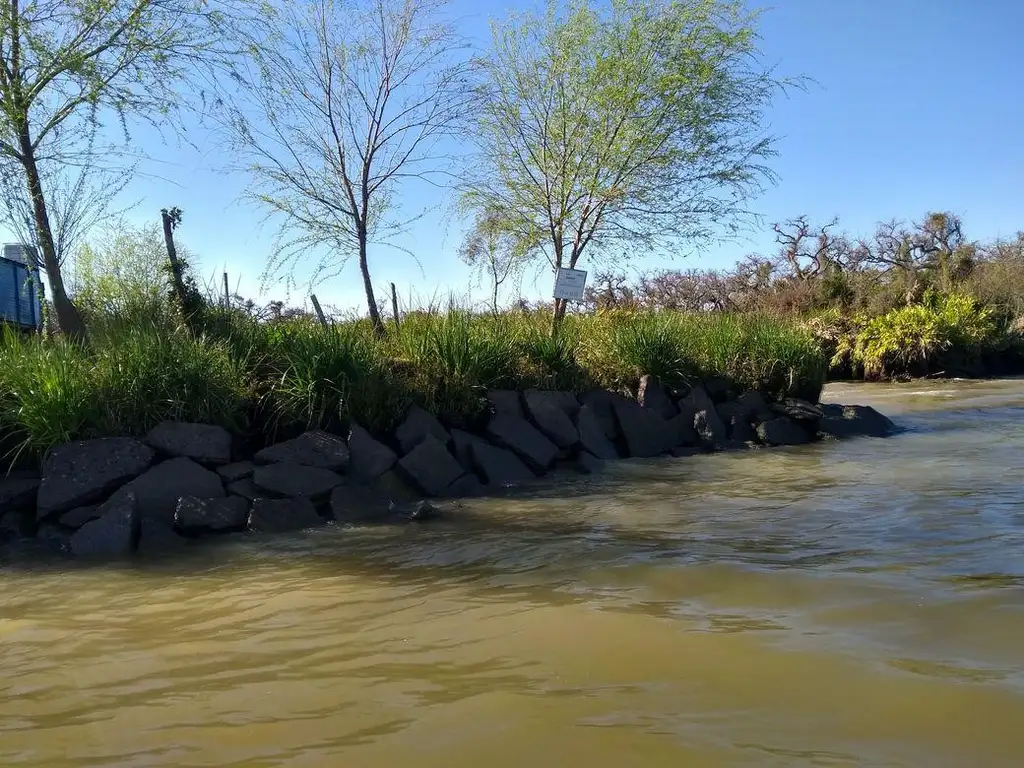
<box><xmin>358</xmin><ymin>227</ymin><xmax>383</xmax><ymax>336</ymax></box>
<box><xmin>18</xmin><ymin>137</ymin><xmax>86</xmax><ymax>340</ymax></box>
<box><xmin>161</xmin><ymin>209</ymin><xmax>190</xmax><ymax>313</ymax></box>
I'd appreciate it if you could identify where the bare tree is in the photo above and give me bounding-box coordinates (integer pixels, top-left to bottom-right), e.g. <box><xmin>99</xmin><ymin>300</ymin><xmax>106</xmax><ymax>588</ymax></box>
<box><xmin>225</xmin><ymin>0</ymin><xmax>472</xmax><ymax>335</ymax></box>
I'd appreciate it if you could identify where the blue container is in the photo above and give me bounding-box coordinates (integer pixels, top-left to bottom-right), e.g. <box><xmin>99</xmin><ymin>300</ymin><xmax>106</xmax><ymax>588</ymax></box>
<box><xmin>0</xmin><ymin>255</ymin><xmax>43</xmax><ymax>329</ymax></box>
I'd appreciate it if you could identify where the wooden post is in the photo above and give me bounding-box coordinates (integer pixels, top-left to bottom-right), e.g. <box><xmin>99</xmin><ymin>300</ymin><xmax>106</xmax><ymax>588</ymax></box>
<box><xmin>222</xmin><ymin>272</ymin><xmax>230</xmax><ymax>308</ymax></box>
<box><xmin>160</xmin><ymin>208</ymin><xmax>189</xmax><ymax>315</ymax></box>
<box><xmin>390</xmin><ymin>282</ymin><xmax>400</xmax><ymax>332</ymax></box>
<box><xmin>310</xmin><ymin>293</ymin><xmax>329</xmax><ymax>327</ymax></box>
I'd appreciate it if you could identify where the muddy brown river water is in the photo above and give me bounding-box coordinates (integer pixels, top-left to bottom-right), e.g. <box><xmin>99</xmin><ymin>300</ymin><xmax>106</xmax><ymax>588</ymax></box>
<box><xmin>3</xmin><ymin>380</ymin><xmax>1024</xmax><ymax>767</ymax></box>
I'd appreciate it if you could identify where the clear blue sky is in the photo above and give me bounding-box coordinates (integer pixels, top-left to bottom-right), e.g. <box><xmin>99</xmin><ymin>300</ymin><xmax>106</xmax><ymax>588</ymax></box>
<box><xmin>16</xmin><ymin>0</ymin><xmax>1024</xmax><ymax>314</ymax></box>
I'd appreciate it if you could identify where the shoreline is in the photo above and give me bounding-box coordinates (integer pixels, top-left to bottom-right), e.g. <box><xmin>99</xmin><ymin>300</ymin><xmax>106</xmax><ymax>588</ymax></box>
<box><xmin>0</xmin><ymin>377</ymin><xmax>896</xmax><ymax>562</ymax></box>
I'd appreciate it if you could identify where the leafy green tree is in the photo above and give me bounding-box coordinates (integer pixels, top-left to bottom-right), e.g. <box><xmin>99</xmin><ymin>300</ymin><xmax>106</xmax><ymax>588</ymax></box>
<box><xmin>0</xmin><ymin>0</ymin><xmax>261</xmax><ymax>338</ymax></box>
<box><xmin>462</xmin><ymin>0</ymin><xmax>795</xmax><ymax>328</ymax></box>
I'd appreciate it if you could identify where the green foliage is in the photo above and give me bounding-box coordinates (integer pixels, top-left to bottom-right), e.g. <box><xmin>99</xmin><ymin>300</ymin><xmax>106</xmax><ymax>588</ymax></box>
<box><xmin>850</xmin><ymin>293</ymin><xmax>1002</xmax><ymax>380</ymax></box>
<box><xmin>464</xmin><ymin>0</ymin><xmax>787</xmax><ymax>276</ymax></box>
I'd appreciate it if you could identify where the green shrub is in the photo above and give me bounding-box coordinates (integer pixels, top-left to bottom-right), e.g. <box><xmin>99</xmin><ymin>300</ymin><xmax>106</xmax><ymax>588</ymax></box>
<box><xmin>851</xmin><ymin>292</ymin><xmax>1002</xmax><ymax>379</ymax></box>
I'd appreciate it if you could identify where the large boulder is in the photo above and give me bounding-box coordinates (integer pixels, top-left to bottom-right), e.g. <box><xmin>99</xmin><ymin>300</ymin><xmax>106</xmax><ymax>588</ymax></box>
<box><xmin>469</xmin><ymin>440</ymin><xmax>535</xmax><ymax>487</ymax></box>
<box><xmin>725</xmin><ymin>414</ymin><xmax>758</xmax><ymax>444</ymax></box>
<box><xmin>576</xmin><ymin>404</ymin><xmax>619</xmax><ymax>460</ymax></box>
<box><xmin>735</xmin><ymin>391</ymin><xmax>775</xmax><ymax>423</ymax></box>
<box><xmin>395</xmin><ymin>405</ymin><xmax>450</xmax><ymax>454</ymax></box>
<box><xmin>175</xmin><ymin>495</ymin><xmax>250</xmax><ymax>533</ymax></box>
<box><xmin>137</xmin><ymin>520</ymin><xmax>189</xmax><ymax>554</ymax></box>
<box><xmin>225</xmin><ymin>477</ymin><xmax>261</xmax><ymax>501</ymax></box>
<box><xmin>523</xmin><ymin>389</ymin><xmax>579</xmax><ymax>449</ymax></box>
<box><xmin>59</xmin><ymin>505</ymin><xmax>102</xmax><ymax>529</ymax></box>
<box><xmin>217</xmin><ymin>461</ymin><xmax>255</xmax><ymax>483</ymax></box>
<box><xmin>254</xmin><ymin>430</ymin><xmax>350</xmax><ymax>472</ymax></box>
<box><xmin>667</xmin><ymin>411</ymin><xmax>700</xmax><ymax>447</ymax></box>
<box><xmin>122</xmin><ymin>457</ymin><xmax>226</xmax><ymax>528</ymax></box>
<box><xmin>372</xmin><ymin>470</ymin><xmax>422</xmax><ymax>504</ymax></box>
<box><xmin>252</xmin><ymin>463</ymin><xmax>343</xmax><ymax>499</ymax></box>
<box><xmin>486</xmin><ymin>413</ymin><xmax>558</xmax><ymax>472</ymax></box>
<box><xmin>0</xmin><ymin>471</ymin><xmax>39</xmax><ymax>517</ymax></box>
<box><xmin>486</xmin><ymin>390</ymin><xmax>525</xmax><ymax>419</ymax></box>
<box><xmin>819</xmin><ymin>404</ymin><xmax>896</xmax><ymax>439</ymax></box>
<box><xmin>637</xmin><ymin>375</ymin><xmax>678</xmax><ymax>420</ymax></box>
<box><xmin>37</xmin><ymin>437</ymin><xmax>155</xmax><ymax>518</ymax></box>
<box><xmin>612</xmin><ymin>397</ymin><xmax>675</xmax><ymax>458</ymax></box>
<box><xmin>397</xmin><ymin>435</ymin><xmax>466</xmax><ymax>496</ymax></box>
<box><xmin>576</xmin><ymin>451</ymin><xmax>606</xmax><ymax>475</ymax></box>
<box><xmin>579</xmin><ymin>390</ymin><xmax>623</xmax><ymax>441</ymax></box>
<box><xmin>247</xmin><ymin>497</ymin><xmax>324</xmax><ymax>533</ymax></box>
<box><xmin>693</xmin><ymin>408</ymin><xmax>728</xmax><ymax>449</ymax></box>
<box><xmin>679</xmin><ymin>383</ymin><xmax>716</xmax><ymax>415</ymax></box>
<box><xmin>757</xmin><ymin>416</ymin><xmax>813</xmax><ymax>446</ymax></box>
<box><xmin>444</xmin><ymin>473</ymin><xmax>485</xmax><ymax>498</ymax></box>
<box><xmin>770</xmin><ymin>398</ymin><xmax>825</xmax><ymax>425</ymax></box>
<box><xmin>144</xmin><ymin>421</ymin><xmax>233</xmax><ymax>465</ymax></box>
<box><xmin>450</xmin><ymin>429</ymin><xmax>482</xmax><ymax>471</ymax></box>
<box><xmin>69</xmin><ymin>489</ymin><xmax>139</xmax><ymax>558</ymax></box>
<box><xmin>347</xmin><ymin>423</ymin><xmax>397</xmax><ymax>483</ymax></box>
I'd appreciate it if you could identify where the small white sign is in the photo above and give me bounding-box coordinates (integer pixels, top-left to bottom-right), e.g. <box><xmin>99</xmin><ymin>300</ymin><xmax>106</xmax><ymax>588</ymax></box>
<box><xmin>553</xmin><ymin>267</ymin><xmax>588</xmax><ymax>301</ymax></box>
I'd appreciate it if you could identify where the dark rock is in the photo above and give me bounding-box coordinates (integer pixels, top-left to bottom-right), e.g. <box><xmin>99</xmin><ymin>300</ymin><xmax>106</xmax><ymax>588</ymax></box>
<box><xmin>576</xmin><ymin>404</ymin><xmax>619</xmax><ymax>460</ymax></box>
<box><xmin>329</xmin><ymin>483</ymin><xmax>394</xmax><ymax>523</ymax></box>
<box><xmin>819</xmin><ymin>404</ymin><xmax>896</xmax><ymax>439</ymax></box>
<box><xmin>144</xmin><ymin>421</ymin><xmax>232</xmax><ymax>465</ymax></box>
<box><xmin>576</xmin><ymin>450</ymin><xmax>606</xmax><ymax>475</ymax></box>
<box><xmin>217</xmin><ymin>461</ymin><xmax>255</xmax><ymax>483</ymax></box>
<box><xmin>450</xmin><ymin>429</ymin><xmax>483</xmax><ymax>471</ymax></box>
<box><xmin>0</xmin><ymin>472</ymin><xmax>39</xmax><ymax>516</ymax></box>
<box><xmin>395</xmin><ymin>405</ymin><xmax>450</xmax><ymax>454</ymax></box>
<box><xmin>252</xmin><ymin>463</ymin><xmax>343</xmax><ymax>499</ymax></box>
<box><xmin>486</xmin><ymin>413</ymin><xmax>558</xmax><ymax>472</ymax></box>
<box><xmin>347</xmin><ymin>423</ymin><xmax>397</xmax><ymax>483</ymax></box>
<box><xmin>37</xmin><ymin>437</ymin><xmax>155</xmax><ymax>518</ymax></box>
<box><xmin>770</xmin><ymin>398</ymin><xmax>825</xmax><ymax>424</ymax></box>
<box><xmin>694</xmin><ymin>408</ymin><xmax>728</xmax><ymax>449</ymax></box>
<box><xmin>545</xmin><ymin>391</ymin><xmax>581</xmax><ymax>418</ymax></box>
<box><xmin>468</xmin><ymin>440</ymin><xmax>535</xmax><ymax>487</ymax></box>
<box><xmin>679</xmin><ymin>383</ymin><xmax>716</xmax><ymax>415</ymax></box>
<box><xmin>579</xmin><ymin>390</ymin><xmax>623</xmax><ymax>441</ymax></box>
<box><xmin>175</xmin><ymin>495</ymin><xmax>250</xmax><ymax>532</ymax></box>
<box><xmin>36</xmin><ymin>523</ymin><xmax>71</xmax><ymax>553</ymax></box>
<box><xmin>0</xmin><ymin>507</ymin><xmax>34</xmax><ymax>542</ymax></box>
<box><xmin>226</xmin><ymin>477</ymin><xmax>262</xmax><ymax>502</ymax></box>
<box><xmin>613</xmin><ymin>397</ymin><xmax>675</xmax><ymax>457</ymax></box>
<box><xmin>254</xmin><ymin>430</ymin><xmax>350</xmax><ymax>472</ymax></box>
<box><xmin>372</xmin><ymin>469</ymin><xmax>422</xmax><ymax>504</ymax></box>
<box><xmin>69</xmin><ymin>489</ymin><xmax>139</xmax><ymax>558</ymax></box>
<box><xmin>137</xmin><ymin>520</ymin><xmax>189</xmax><ymax>554</ymax></box>
<box><xmin>702</xmin><ymin>375</ymin><xmax>733</xmax><ymax>403</ymax></box>
<box><xmin>638</xmin><ymin>375</ymin><xmax>678</xmax><ymax>420</ymax></box>
<box><xmin>726</xmin><ymin>415</ymin><xmax>758</xmax><ymax>444</ymax></box>
<box><xmin>397</xmin><ymin>435</ymin><xmax>466</xmax><ymax>496</ymax></box>
<box><xmin>59</xmin><ymin>505</ymin><xmax>101</xmax><ymax>529</ymax></box>
<box><xmin>523</xmin><ymin>389</ymin><xmax>579</xmax><ymax>449</ymax></box>
<box><xmin>248</xmin><ymin>497</ymin><xmax>324</xmax><ymax>533</ymax></box>
<box><xmin>124</xmin><ymin>457</ymin><xmax>226</xmax><ymax>528</ymax></box>
<box><xmin>672</xmin><ymin>446</ymin><xmax>705</xmax><ymax>458</ymax></box>
<box><xmin>757</xmin><ymin>417</ymin><xmax>813</xmax><ymax>446</ymax></box>
<box><xmin>487</xmin><ymin>389</ymin><xmax>524</xmax><ymax>418</ymax></box>
<box><xmin>735</xmin><ymin>391</ymin><xmax>774</xmax><ymax>422</ymax></box>
<box><xmin>668</xmin><ymin>410</ymin><xmax>701</xmax><ymax>447</ymax></box>
<box><xmin>406</xmin><ymin>499</ymin><xmax>442</xmax><ymax>521</ymax></box>
<box><xmin>444</xmin><ymin>473</ymin><xmax>485</xmax><ymax>498</ymax></box>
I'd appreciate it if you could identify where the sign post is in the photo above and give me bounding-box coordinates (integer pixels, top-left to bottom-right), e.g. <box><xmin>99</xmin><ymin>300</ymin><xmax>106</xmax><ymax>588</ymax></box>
<box><xmin>553</xmin><ymin>267</ymin><xmax>588</xmax><ymax>302</ymax></box>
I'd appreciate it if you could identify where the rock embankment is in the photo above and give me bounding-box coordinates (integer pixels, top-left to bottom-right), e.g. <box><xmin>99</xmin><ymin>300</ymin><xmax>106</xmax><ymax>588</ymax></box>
<box><xmin>0</xmin><ymin>377</ymin><xmax>896</xmax><ymax>559</ymax></box>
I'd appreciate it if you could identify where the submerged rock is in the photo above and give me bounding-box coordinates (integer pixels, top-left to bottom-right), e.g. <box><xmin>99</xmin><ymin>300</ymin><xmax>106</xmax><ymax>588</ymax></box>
<box><xmin>175</xmin><ymin>495</ymin><xmax>250</xmax><ymax>533</ymax></box>
<box><xmin>757</xmin><ymin>416</ymin><xmax>813</xmax><ymax>446</ymax></box>
<box><xmin>37</xmin><ymin>437</ymin><xmax>155</xmax><ymax>519</ymax></box>
<box><xmin>145</xmin><ymin>421</ymin><xmax>233</xmax><ymax>465</ymax></box>
<box><xmin>247</xmin><ymin>497</ymin><xmax>324</xmax><ymax>533</ymax></box>
<box><xmin>819</xmin><ymin>404</ymin><xmax>896</xmax><ymax>438</ymax></box>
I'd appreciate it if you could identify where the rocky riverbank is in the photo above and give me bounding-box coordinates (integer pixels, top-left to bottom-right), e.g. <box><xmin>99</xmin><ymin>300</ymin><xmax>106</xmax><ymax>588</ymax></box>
<box><xmin>0</xmin><ymin>377</ymin><xmax>896</xmax><ymax>560</ymax></box>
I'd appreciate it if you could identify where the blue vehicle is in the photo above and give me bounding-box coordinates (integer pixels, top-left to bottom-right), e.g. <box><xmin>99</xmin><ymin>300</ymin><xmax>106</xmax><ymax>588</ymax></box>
<box><xmin>0</xmin><ymin>243</ymin><xmax>43</xmax><ymax>330</ymax></box>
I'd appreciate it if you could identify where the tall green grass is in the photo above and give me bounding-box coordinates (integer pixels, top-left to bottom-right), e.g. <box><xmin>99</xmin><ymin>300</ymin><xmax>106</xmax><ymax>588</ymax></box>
<box><xmin>0</xmin><ymin>303</ymin><xmax>827</xmax><ymax>468</ymax></box>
